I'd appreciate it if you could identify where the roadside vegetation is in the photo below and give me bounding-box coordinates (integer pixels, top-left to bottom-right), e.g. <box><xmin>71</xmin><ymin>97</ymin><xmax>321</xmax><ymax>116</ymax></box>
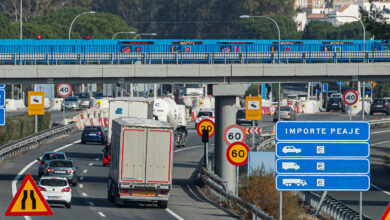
<box><xmin>0</xmin><ymin>112</ymin><xmax>51</xmax><ymax>146</ymax></box>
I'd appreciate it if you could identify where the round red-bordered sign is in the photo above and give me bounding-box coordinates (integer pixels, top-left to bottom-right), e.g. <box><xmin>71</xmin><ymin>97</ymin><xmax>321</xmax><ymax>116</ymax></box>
<box><xmin>343</xmin><ymin>90</ymin><xmax>359</xmax><ymax>105</ymax></box>
<box><xmin>56</xmin><ymin>84</ymin><xmax>72</xmax><ymax>98</ymax></box>
<box><xmin>223</xmin><ymin>124</ymin><xmax>246</xmax><ymax>146</ymax></box>
<box><xmin>196</xmin><ymin>119</ymin><xmax>215</xmax><ymax>138</ymax></box>
<box><xmin>226</xmin><ymin>142</ymin><xmax>250</xmax><ymax>166</ymax></box>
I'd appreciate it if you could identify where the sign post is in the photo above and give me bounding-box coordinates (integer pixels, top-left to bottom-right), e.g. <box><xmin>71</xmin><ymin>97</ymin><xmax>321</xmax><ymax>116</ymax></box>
<box><xmin>57</xmin><ymin>84</ymin><xmax>72</xmax><ymax>123</ymax></box>
<box><xmin>197</xmin><ymin>119</ymin><xmax>215</xmax><ymax>168</ymax></box>
<box><xmin>226</xmin><ymin>142</ymin><xmax>250</xmax><ymax>196</ymax></box>
<box><xmin>245</xmin><ymin>97</ymin><xmax>262</xmax><ymax>148</ymax></box>
<box><xmin>0</xmin><ymin>84</ymin><xmax>5</xmax><ymax>126</ymax></box>
<box><xmin>28</xmin><ymin>91</ymin><xmax>44</xmax><ymax>133</ymax></box>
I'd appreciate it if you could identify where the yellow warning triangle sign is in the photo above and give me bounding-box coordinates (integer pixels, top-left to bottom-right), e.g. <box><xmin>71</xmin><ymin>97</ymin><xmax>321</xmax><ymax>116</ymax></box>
<box><xmin>5</xmin><ymin>173</ymin><xmax>53</xmax><ymax>216</ymax></box>
<box><xmin>381</xmin><ymin>203</ymin><xmax>390</xmax><ymax>220</ymax></box>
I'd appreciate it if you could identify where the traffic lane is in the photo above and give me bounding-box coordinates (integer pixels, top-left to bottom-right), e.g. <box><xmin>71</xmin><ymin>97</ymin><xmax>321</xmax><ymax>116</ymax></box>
<box><xmin>0</xmin><ymin>133</ymin><xmax>97</xmax><ymax>220</ymax></box>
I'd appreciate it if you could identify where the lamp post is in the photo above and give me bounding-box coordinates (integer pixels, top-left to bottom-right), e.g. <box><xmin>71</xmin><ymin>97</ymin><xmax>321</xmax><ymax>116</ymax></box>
<box><xmin>68</xmin><ymin>11</ymin><xmax>96</xmax><ymax>40</ymax></box>
<box><xmin>20</xmin><ymin>0</ymin><xmax>22</xmax><ymax>39</ymax></box>
<box><xmin>133</xmin><ymin>33</ymin><xmax>157</xmax><ymax>39</ymax></box>
<box><xmin>112</xmin><ymin>31</ymin><xmax>136</xmax><ymax>39</ymax></box>
<box><xmin>329</xmin><ymin>15</ymin><xmax>365</xmax><ymax>50</ymax></box>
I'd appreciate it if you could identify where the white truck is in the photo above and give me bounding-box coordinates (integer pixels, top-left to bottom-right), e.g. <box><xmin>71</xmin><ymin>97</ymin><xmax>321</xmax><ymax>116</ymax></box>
<box><xmin>154</xmin><ymin>98</ymin><xmax>188</xmax><ymax>147</ymax></box>
<box><xmin>282</xmin><ymin>179</ymin><xmax>307</xmax><ymax>187</ymax></box>
<box><xmin>107</xmin><ymin>118</ymin><xmax>173</xmax><ymax>208</ymax></box>
<box><xmin>108</xmin><ymin>97</ymin><xmax>154</xmax><ymax>141</ymax></box>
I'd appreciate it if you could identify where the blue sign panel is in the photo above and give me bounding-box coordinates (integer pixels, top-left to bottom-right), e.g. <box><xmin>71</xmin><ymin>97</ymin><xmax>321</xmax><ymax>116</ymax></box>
<box><xmin>276</xmin><ymin>121</ymin><xmax>370</xmax><ymax>142</ymax></box>
<box><xmin>276</xmin><ymin>159</ymin><xmax>369</xmax><ymax>174</ymax></box>
<box><xmin>0</xmin><ymin>84</ymin><xmax>4</xmax><ymax>89</ymax></box>
<box><xmin>337</xmin><ymin>82</ymin><xmax>344</xmax><ymax>86</ymax></box>
<box><xmin>323</xmin><ymin>83</ymin><xmax>328</xmax><ymax>93</ymax></box>
<box><xmin>275</xmin><ymin>121</ymin><xmax>370</xmax><ymax>191</ymax></box>
<box><xmin>276</xmin><ymin>175</ymin><xmax>370</xmax><ymax>191</ymax></box>
<box><xmin>276</xmin><ymin>142</ymin><xmax>370</xmax><ymax>157</ymax></box>
<box><xmin>0</xmin><ymin>108</ymin><xmax>4</xmax><ymax>126</ymax></box>
<box><xmin>0</xmin><ymin>89</ymin><xmax>5</xmax><ymax>106</ymax></box>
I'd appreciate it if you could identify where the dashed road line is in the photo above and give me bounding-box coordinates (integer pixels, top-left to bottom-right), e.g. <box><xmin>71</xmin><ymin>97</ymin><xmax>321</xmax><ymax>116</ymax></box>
<box><xmin>166</xmin><ymin>208</ymin><xmax>184</xmax><ymax>220</ymax></box>
<box><xmin>80</xmin><ymin>176</ymin><xmax>84</xmax><ymax>181</ymax></box>
<box><xmin>82</xmin><ymin>192</ymin><xmax>87</xmax><ymax>197</ymax></box>
<box><xmin>89</xmin><ymin>163</ymin><xmax>93</xmax><ymax>166</ymax></box>
<box><xmin>371</xmin><ymin>183</ymin><xmax>390</xmax><ymax>196</ymax></box>
<box><xmin>79</xmin><ymin>184</ymin><xmax>84</xmax><ymax>189</ymax></box>
<box><xmin>83</xmin><ymin>169</ymin><xmax>88</xmax><ymax>173</ymax></box>
<box><xmin>371</xmin><ymin>140</ymin><xmax>390</xmax><ymax>146</ymax></box>
<box><xmin>98</xmin><ymin>212</ymin><xmax>106</xmax><ymax>217</ymax></box>
<box><xmin>95</xmin><ymin>157</ymin><xmax>100</xmax><ymax>161</ymax></box>
<box><xmin>88</xmin><ymin>202</ymin><xmax>95</xmax><ymax>207</ymax></box>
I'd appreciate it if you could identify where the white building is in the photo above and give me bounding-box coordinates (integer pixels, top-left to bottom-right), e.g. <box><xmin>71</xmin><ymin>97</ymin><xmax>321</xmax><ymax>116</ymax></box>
<box><xmin>294</xmin><ymin>12</ymin><xmax>308</xmax><ymax>31</ymax></box>
<box><xmin>333</xmin><ymin>4</ymin><xmax>360</xmax><ymax>25</ymax></box>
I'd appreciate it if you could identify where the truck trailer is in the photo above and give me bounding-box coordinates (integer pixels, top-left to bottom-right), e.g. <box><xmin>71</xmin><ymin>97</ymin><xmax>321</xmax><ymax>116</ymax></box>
<box><xmin>107</xmin><ymin>118</ymin><xmax>173</xmax><ymax>208</ymax></box>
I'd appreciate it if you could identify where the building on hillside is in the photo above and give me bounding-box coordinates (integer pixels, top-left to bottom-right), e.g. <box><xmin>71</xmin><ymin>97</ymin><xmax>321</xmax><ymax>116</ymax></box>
<box><xmin>295</xmin><ymin>0</ymin><xmax>326</xmax><ymax>9</ymax></box>
<box><xmin>332</xmin><ymin>4</ymin><xmax>360</xmax><ymax>25</ymax></box>
<box><xmin>307</xmin><ymin>13</ymin><xmax>330</xmax><ymax>23</ymax></box>
<box><xmin>294</xmin><ymin>12</ymin><xmax>308</xmax><ymax>31</ymax></box>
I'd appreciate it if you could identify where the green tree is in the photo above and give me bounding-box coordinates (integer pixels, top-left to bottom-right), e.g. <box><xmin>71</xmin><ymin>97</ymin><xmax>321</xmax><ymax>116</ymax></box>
<box><xmin>302</xmin><ymin>21</ymin><xmax>336</xmax><ymax>39</ymax></box>
<box><xmin>360</xmin><ymin>5</ymin><xmax>390</xmax><ymax>40</ymax></box>
<box><xmin>245</xmin><ymin>84</ymin><xmax>259</xmax><ymax>97</ymax></box>
<box><xmin>374</xmin><ymin>82</ymin><xmax>390</xmax><ymax>98</ymax></box>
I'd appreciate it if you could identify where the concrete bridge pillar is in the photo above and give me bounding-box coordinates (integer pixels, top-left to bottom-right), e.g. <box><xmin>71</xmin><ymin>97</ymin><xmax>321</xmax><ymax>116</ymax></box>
<box><xmin>213</xmin><ymin>84</ymin><xmax>245</xmax><ymax>193</ymax></box>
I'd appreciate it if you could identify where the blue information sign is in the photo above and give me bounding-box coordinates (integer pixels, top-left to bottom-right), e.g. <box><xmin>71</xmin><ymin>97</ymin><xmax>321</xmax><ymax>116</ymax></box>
<box><xmin>337</xmin><ymin>82</ymin><xmax>344</xmax><ymax>86</ymax></box>
<box><xmin>323</xmin><ymin>83</ymin><xmax>328</xmax><ymax>93</ymax></box>
<box><xmin>0</xmin><ymin>108</ymin><xmax>4</xmax><ymax>126</ymax></box>
<box><xmin>275</xmin><ymin>121</ymin><xmax>370</xmax><ymax>191</ymax></box>
<box><xmin>0</xmin><ymin>89</ymin><xmax>5</xmax><ymax>106</ymax></box>
<box><xmin>0</xmin><ymin>84</ymin><xmax>4</xmax><ymax>89</ymax></box>
<box><xmin>0</xmin><ymin>84</ymin><xmax>5</xmax><ymax>126</ymax></box>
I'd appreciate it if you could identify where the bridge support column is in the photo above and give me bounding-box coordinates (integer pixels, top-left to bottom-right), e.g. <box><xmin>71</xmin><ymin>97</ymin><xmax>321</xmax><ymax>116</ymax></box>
<box><xmin>213</xmin><ymin>84</ymin><xmax>245</xmax><ymax>193</ymax></box>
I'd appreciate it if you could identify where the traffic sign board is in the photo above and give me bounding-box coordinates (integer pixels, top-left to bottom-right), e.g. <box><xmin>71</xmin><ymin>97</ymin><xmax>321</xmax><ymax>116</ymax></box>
<box><xmin>226</xmin><ymin>142</ymin><xmax>250</xmax><ymax>166</ymax></box>
<box><xmin>28</xmin><ymin>91</ymin><xmax>44</xmax><ymax>115</ymax></box>
<box><xmin>343</xmin><ymin>90</ymin><xmax>359</xmax><ymax>106</ymax></box>
<box><xmin>0</xmin><ymin>84</ymin><xmax>4</xmax><ymax>89</ymax></box>
<box><xmin>0</xmin><ymin>108</ymin><xmax>4</xmax><ymax>126</ymax></box>
<box><xmin>245</xmin><ymin>97</ymin><xmax>262</xmax><ymax>120</ymax></box>
<box><xmin>196</xmin><ymin>119</ymin><xmax>215</xmax><ymax>138</ymax></box>
<box><xmin>0</xmin><ymin>88</ymin><xmax>5</xmax><ymax>106</ymax></box>
<box><xmin>337</xmin><ymin>82</ymin><xmax>344</xmax><ymax>86</ymax></box>
<box><xmin>276</xmin><ymin>159</ymin><xmax>369</xmax><ymax>174</ymax></box>
<box><xmin>56</xmin><ymin>84</ymin><xmax>72</xmax><ymax>98</ymax></box>
<box><xmin>246</xmin><ymin>127</ymin><xmax>262</xmax><ymax>135</ymax></box>
<box><xmin>5</xmin><ymin>173</ymin><xmax>53</xmax><ymax>216</ymax></box>
<box><xmin>276</xmin><ymin>121</ymin><xmax>370</xmax><ymax>142</ymax></box>
<box><xmin>276</xmin><ymin>175</ymin><xmax>370</xmax><ymax>191</ymax></box>
<box><xmin>323</xmin><ymin>83</ymin><xmax>328</xmax><ymax>93</ymax></box>
<box><xmin>223</xmin><ymin>124</ymin><xmax>246</xmax><ymax>145</ymax></box>
<box><xmin>380</xmin><ymin>203</ymin><xmax>390</xmax><ymax>220</ymax></box>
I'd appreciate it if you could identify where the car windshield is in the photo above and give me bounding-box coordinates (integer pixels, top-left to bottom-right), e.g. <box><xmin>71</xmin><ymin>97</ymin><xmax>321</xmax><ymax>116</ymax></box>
<box><xmin>374</xmin><ymin>99</ymin><xmax>386</xmax><ymax>104</ymax></box>
<box><xmin>40</xmin><ymin>179</ymin><xmax>67</xmax><ymax>187</ymax></box>
<box><xmin>198</xmin><ymin>112</ymin><xmax>213</xmax><ymax>117</ymax></box>
<box><xmin>65</xmin><ymin>97</ymin><xmax>77</xmax><ymax>101</ymax></box>
<box><xmin>84</xmin><ymin>126</ymin><xmax>101</xmax><ymax>131</ymax></box>
<box><xmin>49</xmin><ymin>161</ymin><xmax>73</xmax><ymax>168</ymax></box>
<box><xmin>43</xmin><ymin>153</ymin><xmax>65</xmax><ymax>160</ymax></box>
<box><xmin>330</xmin><ymin>98</ymin><xmax>342</xmax><ymax>102</ymax></box>
<box><xmin>236</xmin><ymin>110</ymin><xmax>245</xmax><ymax>118</ymax></box>
<box><xmin>280</xmin><ymin>106</ymin><xmax>291</xmax><ymax>111</ymax></box>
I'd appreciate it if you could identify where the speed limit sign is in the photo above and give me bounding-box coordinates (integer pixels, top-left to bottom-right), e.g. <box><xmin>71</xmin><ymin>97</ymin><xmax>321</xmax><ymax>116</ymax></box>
<box><xmin>57</xmin><ymin>84</ymin><xmax>72</xmax><ymax>98</ymax></box>
<box><xmin>196</xmin><ymin>119</ymin><xmax>215</xmax><ymax>138</ymax></box>
<box><xmin>343</xmin><ymin>90</ymin><xmax>359</xmax><ymax>105</ymax></box>
<box><xmin>223</xmin><ymin>124</ymin><xmax>246</xmax><ymax>145</ymax></box>
<box><xmin>226</xmin><ymin>142</ymin><xmax>250</xmax><ymax>166</ymax></box>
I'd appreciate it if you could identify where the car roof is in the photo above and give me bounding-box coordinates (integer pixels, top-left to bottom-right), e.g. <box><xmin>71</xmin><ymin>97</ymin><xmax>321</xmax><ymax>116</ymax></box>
<box><xmin>49</xmin><ymin>159</ymin><xmax>73</xmax><ymax>163</ymax></box>
<box><xmin>44</xmin><ymin>152</ymin><xmax>65</xmax><ymax>155</ymax></box>
<box><xmin>39</xmin><ymin>176</ymin><xmax>68</xmax><ymax>181</ymax></box>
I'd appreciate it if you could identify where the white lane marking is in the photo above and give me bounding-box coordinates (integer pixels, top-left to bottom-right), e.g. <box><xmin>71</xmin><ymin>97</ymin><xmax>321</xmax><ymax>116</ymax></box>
<box><xmin>79</xmin><ymin>184</ymin><xmax>84</xmax><ymax>189</ymax></box>
<box><xmin>372</xmin><ymin>130</ymin><xmax>390</xmax><ymax>134</ymax></box>
<box><xmin>89</xmin><ymin>163</ymin><xmax>93</xmax><ymax>166</ymax></box>
<box><xmin>98</xmin><ymin>212</ymin><xmax>106</xmax><ymax>217</ymax></box>
<box><xmin>82</xmin><ymin>192</ymin><xmax>87</xmax><ymax>197</ymax></box>
<box><xmin>371</xmin><ymin>140</ymin><xmax>390</xmax><ymax>146</ymax></box>
<box><xmin>88</xmin><ymin>202</ymin><xmax>95</xmax><ymax>207</ymax></box>
<box><xmin>95</xmin><ymin>157</ymin><xmax>99</xmax><ymax>161</ymax></box>
<box><xmin>166</xmin><ymin>208</ymin><xmax>184</xmax><ymax>220</ymax></box>
<box><xmin>12</xmin><ymin>140</ymin><xmax>79</xmax><ymax>220</ymax></box>
<box><xmin>80</xmin><ymin>176</ymin><xmax>84</xmax><ymax>181</ymax></box>
<box><xmin>174</xmin><ymin>145</ymin><xmax>202</xmax><ymax>153</ymax></box>
<box><xmin>371</xmin><ymin>183</ymin><xmax>390</xmax><ymax>196</ymax></box>
<box><xmin>83</xmin><ymin>169</ymin><xmax>88</xmax><ymax>173</ymax></box>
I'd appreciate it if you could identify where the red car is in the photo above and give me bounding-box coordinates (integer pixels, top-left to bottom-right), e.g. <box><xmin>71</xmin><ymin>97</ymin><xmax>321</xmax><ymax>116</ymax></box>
<box><xmin>103</xmin><ymin>144</ymin><xmax>111</xmax><ymax>166</ymax></box>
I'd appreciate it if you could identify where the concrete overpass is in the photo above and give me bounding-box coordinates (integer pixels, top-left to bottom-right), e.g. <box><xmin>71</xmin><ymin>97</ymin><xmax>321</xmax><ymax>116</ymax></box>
<box><xmin>1</xmin><ymin>63</ymin><xmax>390</xmax><ymax>84</ymax></box>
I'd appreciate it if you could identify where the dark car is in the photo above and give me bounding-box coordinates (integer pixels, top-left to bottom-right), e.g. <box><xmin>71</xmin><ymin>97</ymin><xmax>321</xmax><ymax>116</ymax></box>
<box><xmin>236</xmin><ymin>109</ymin><xmax>258</xmax><ymax>126</ymax></box>
<box><xmin>44</xmin><ymin>160</ymin><xmax>77</xmax><ymax>186</ymax></box>
<box><xmin>37</xmin><ymin>152</ymin><xmax>67</xmax><ymax>177</ymax></box>
<box><xmin>326</xmin><ymin>98</ymin><xmax>345</xmax><ymax>112</ymax></box>
<box><xmin>370</xmin><ymin>98</ymin><xmax>390</xmax><ymax>115</ymax></box>
<box><xmin>81</xmin><ymin>126</ymin><xmax>107</xmax><ymax>144</ymax></box>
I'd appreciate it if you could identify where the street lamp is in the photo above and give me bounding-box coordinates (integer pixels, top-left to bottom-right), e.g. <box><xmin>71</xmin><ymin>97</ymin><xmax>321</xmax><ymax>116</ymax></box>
<box><xmin>112</xmin><ymin>31</ymin><xmax>136</xmax><ymax>39</ymax></box>
<box><xmin>68</xmin><ymin>11</ymin><xmax>96</xmax><ymax>40</ymax></box>
<box><xmin>328</xmin><ymin>15</ymin><xmax>365</xmax><ymax>50</ymax></box>
<box><xmin>133</xmin><ymin>33</ymin><xmax>157</xmax><ymax>39</ymax></box>
<box><xmin>20</xmin><ymin>0</ymin><xmax>22</xmax><ymax>39</ymax></box>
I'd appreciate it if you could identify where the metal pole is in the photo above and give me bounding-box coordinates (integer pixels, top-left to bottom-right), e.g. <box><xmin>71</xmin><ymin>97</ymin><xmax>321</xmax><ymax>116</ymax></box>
<box><xmin>68</xmin><ymin>11</ymin><xmax>95</xmax><ymax>40</ymax></box>
<box><xmin>278</xmin><ymin>83</ymin><xmax>281</xmax><ymax>121</ymax></box>
<box><xmin>362</xmin><ymin>81</ymin><xmax>365</xmax><ymax>120</ymax></box>
<box><xmin>63</xmin><ymin>102</ymin><xmax>66</xmax><ymax>124</ymax></box>
<box><xmin>252</xmin><ymin>120</ymin><xmax>255</xmax><ymax>148</ymax></box>
<box><xmin>315</xmin><ymin>191</ymin><xmax>328</xmax><ymax>216</ymax></box>
<box><xmin>236</xmin><ymin>166</ymin><xmax>239</xmax><ymax>197</ymax></box>
<box><xmin>154</xmin><ymin>84</ymin><xmax>157</xmax><ymax>99</ymax></box>
<box><xmin>20</xmin><ymin>0</ymin><xmax>22</xmax><ymax>40</ymax></box>
<box><xmin>279</xmin><ymin>192</ymin><xmax>282</xmax><ymax>220</ymax></box>
<box><xmin>360</xmin><ymin>191</ymin><xmax>362</xmax><ymax>220</ymax></box>
<box><xmin>35</xmin><ymin>115</ymin><xmax>38</xmax><ymax>133</ymax></box>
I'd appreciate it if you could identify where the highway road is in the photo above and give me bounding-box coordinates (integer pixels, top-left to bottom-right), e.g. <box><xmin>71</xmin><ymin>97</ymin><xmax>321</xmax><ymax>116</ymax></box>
<box><xmin>0</xmin><ymin>124</ymin><xmax>237</xmax><ymax>220</ymax></box>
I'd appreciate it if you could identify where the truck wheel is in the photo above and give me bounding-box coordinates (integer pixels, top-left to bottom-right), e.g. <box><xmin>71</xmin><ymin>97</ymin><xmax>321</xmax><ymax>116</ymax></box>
<box><xmin>107</xmin><ymin>179</ymin><xmax>114</xmax><ymax>202</ymax></box>
<box><xmin>65</xmin><ymin>203</ymin><xmax>71</xmax><ymax>209</ymax></box>
<box><xmin>157</xmin><ymin>200</ymin><xmax>168</xmax><ymax>209</ymax></box>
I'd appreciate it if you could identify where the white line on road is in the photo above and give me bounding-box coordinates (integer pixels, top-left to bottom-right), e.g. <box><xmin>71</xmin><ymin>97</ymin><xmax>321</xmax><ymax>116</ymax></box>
<box><xmin>372</xmin><ymin>130</ymin><xmax>390</xmax><ymax>134</ymax></box>
<box><xmin>174</xmin><ymin>145</ymin><xmax>203</xmax><ymax>153</ymax></box>
<box><xmin>82</xmin><ymin>192</ymin><xmax>87</xmax><ymax>197</ymax></box>
<box><xmin>12</xmin><ymin>140</ymin><xmax>80</xmax><ymax>220</ymax></box>
<box><xmin>80</xmin><ymin>176</ymin><xmax>84</xmax><ymax>181</ymax></box>
<box><xmin>95</xmin><ymin>157</ymin><xmax>100</xmax><ymax>161</ymax></box>
<box><xmin>83</xmin><ymin>169</ymin><xmax>88</xmax><ymax>173</ymax></box>
<box><xmin>371</xmin><ymin>140</ymin><xmax>390</xmax><ymax>146</ymax></box>
<box><xmin>97</xmin><ymin>212</ymin><xmax>106</xmax><ymax>217</ymax></box>
<box><xmin>89</xmin><ymin>163</ymin><xmax>93</xmax><ymax>166</ymax></box>
<box><xmin>166</xmin><ymin>209</ymin><xmax>184</xmax><ymax>220</ymax></box>
<box><xmin>79</xmin><ymin>184</ymin><xmax>84</xmax><ymax>189</ymax></box>
<box><xmin>371</xmin><ymin>183</ymin><xmax>390</xmax><ymax>196</ymax></box>
<box><xmin>88</xmin><ymin>202</ymin><xmax>95</xmax><ymax>207</ymax></box>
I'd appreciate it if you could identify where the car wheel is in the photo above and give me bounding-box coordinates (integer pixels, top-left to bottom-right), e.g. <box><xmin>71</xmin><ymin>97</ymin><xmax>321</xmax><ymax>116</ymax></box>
<box><xmin>73</xmin><ymin>180</ymin><xmax>77</xmax><ymax>187</ymax></box>
<box><xmin>326</xmin><ymin>109</ymin><xmax>330</xmax><ymax>112</ymax></box>
<box><xmin>370</xmin><ymin>111</ymin><xmax>373</xmax><ymax>115</ymax></box>
<box><xmin>157</xmin><ymin>200</ymin><xmax>168</xmax><ymax>209</ymax></box>
<box><xmin>273</xmin><ymin>119</ymin><xmax>277</xmax><ymax>122</ymax></box>
<box><xmin>107</xmin><ymin>179</ymin><xmax>115</xmax><ymax>202</ymax></box>
<box><xmin>81</xmin><ymin>141</ymin><xmax>86</xmax><ymax>144</ymax></box>
<box><xmin>65</xmin><ymin>203</ymin><xmax>71</xmax><ymax>209</ymax></box>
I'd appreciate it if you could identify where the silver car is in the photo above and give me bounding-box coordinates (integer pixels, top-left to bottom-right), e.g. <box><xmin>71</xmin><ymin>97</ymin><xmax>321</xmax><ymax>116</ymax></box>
<box><xmin>273</xmin><ymin>106</ymin><xmax>296</xmax><ymax>122</ymax></box>
<box><xmin>37</xmin><ymin>152</ymin><xmax>67</xmax><ymax>177</ymax></box>
<box><xmin>78</xmin><ymin>92</ymin><xmax>91</xmax><ymax>108</ymax></box>
<box><xmin>61</xmin><ymin>96</ymin><xmax>81</xmax><ymax>111</ymax></box>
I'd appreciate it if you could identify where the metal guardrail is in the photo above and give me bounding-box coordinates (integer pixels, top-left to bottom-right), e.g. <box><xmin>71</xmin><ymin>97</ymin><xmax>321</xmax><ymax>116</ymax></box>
<box><xmin>0</xmin><ymin>123</ymin><xmax>77</xmax><ymax>163</ymax></box>
<box><xmin>200</xmin><ymin>167</ymin><xmax>276</xmax><ymax>220</ymax></box>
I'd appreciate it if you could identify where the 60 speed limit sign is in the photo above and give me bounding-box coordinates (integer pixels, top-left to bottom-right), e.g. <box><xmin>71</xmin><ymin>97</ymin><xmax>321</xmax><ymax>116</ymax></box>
<box><xmin>223</xmin><ymin>124</ymin><xmax>246</xmax><ymax>145</ymax></box>
<box><xmin>226</xmin><ymin>142</ymin><xmax>250</xmax><ymax>166</ymax></box>
<box><xmin>56</xmin><ymin>84</ymin><xmax>72</xmax><ymax>98</ymax></box>
<box><xmin>343</xmin><ymin>90</ymin><xmax>359</xmax><ymax>105</ymax></box>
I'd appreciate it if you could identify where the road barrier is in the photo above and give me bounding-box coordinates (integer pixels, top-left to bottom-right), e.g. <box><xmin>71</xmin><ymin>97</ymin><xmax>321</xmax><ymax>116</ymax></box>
<box><xmin>0</xmin><ymin>123</ymin><xmax>76</xmax><ymax>163</ymax></box>
<box><xmin>200</xmin><ymin>167</ymin><xmax>276</xmax><ymax>220</ymax></box>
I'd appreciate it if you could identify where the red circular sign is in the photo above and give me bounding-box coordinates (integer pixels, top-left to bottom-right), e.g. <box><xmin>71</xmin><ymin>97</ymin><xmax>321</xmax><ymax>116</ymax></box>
<box><xmin>56</xmin><ymin>84</ymin><xmax>72</xmax><ymax>98</ymax></box>
<box><xmin>226</xmin><ymin>142</ymin><xmax>250</xmax><ymax>166</ymax></box>
<box><xmin>196</xmin><ymin>119</ymin><xmax>215</xmax><ymax>138</ymax></box>
<box><xmin>223</xmin><ymin>124</ymin><xmax>246</xmax><ymax>146</ymax></box>
<box><xmin>343</xmin><ymin>90</ymin><xmax>359</xmax><ymax>105</ymax></box>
